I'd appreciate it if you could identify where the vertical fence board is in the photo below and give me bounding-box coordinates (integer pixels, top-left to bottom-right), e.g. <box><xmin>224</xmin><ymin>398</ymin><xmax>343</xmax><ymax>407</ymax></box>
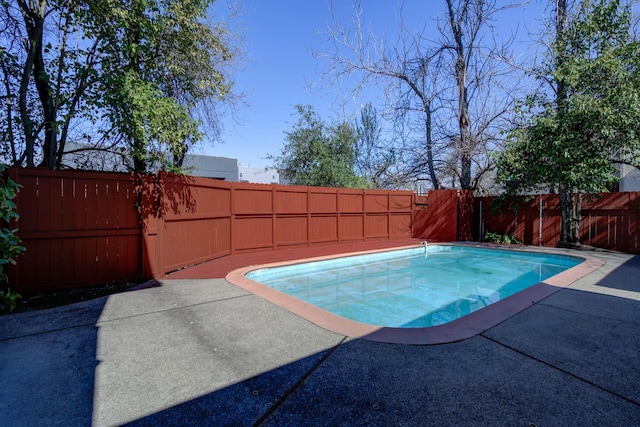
<box><xmin>339</xmin><ymin>214</ymin><xmax>364</xmax><ymax>241</ymax></box>
<box><xmin>276</xmin><ymin>216</ymin><xmax>308</xmax><ymax>246</ymax></box>
<box><xmin>365</xmin><ymin>214</ymin><xmax>388</xmax><ymax>239</ymax></box>
<box><xmin>310</xmin><ymin>215</ymin><xmax>338</xmax><ymax>243</ymax></box>
<box><xmin>365</xmin><ymin>193</ymin><xmax>388</xmax><ymax>212</ymax></box>
<box><xmin>339</xmin><ymin>190</ymin><xmax>363</xmax><ymax>213</ymax></box>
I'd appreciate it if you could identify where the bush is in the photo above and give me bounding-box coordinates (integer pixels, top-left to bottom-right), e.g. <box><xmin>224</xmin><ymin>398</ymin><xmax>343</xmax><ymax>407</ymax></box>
<box><xmin>0</xmin><ymin>165</ymin><xmax>25</xmax><ymax>313</ymax></box>
<box><xmin>483</xmin><ymin>231</ymin><xmax>523</xmax><ymax>245</ymax></box>
<box><xmin>0</xmin><ymin>288</ymin><xmax>21</xmax><ymax>313</ymax></box>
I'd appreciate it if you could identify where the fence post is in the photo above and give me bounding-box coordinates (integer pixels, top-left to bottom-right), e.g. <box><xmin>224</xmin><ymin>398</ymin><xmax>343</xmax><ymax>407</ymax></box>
<box><xmin>479</xmin><ymin>200</ymin><xmax>483</xmax><ymax>241</ymax></box>
<box><xmin>539</xmin><ymin>196</ymin><xmax>543</xmax><ymax>246</ymax></box>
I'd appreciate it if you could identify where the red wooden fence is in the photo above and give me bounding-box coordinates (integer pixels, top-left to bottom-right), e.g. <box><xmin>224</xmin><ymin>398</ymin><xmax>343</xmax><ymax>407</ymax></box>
<box><xmin>142</xmin><ymin>173</ymin><xmax>414</xmax><ymax>279</ymax></box>
<box><xmin>8</xmin><ymin>168</ymin><xmax>142</xmax><ymax>293</ymax></box>
<box><xmin>12</xmin><ymin>166</ymin><xmax>637</xmax><ymax>294</ymax></box>
<box><xmin>9</xmin><ymin>168</ymin><xmax>414</xmax><ymax>293</ymax></box>
<box><xmin>475</xmin><ymin>193</ymin><xmax>640</xmax><ymax>253</ymax></box>
<box><xmin>412</xmin><ymin>189</ymin><xmax>474</xmax><ymax>241</ymax></box>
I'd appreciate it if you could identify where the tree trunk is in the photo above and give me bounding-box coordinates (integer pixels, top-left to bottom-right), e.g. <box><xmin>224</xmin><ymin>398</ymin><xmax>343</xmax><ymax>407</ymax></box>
<box><xmin>446</xmin><ymin>0</ymin><xmax>473</xmax><ymax>190</ymax></box>
<box><xmin>424</xmin><ymin>103</ymin><xmax>440</xmax><ymax>190</ymax></box>
<box><xmin>558</xmin><ymin>184</ymin><xmax>582</xmax><ymax>245</ymax></box>
<box><xmin>33</xmin><ymin>41</ymin><xmax>57</xmax><ymax>168</ymax></box>
<box><xmin>128</xmin><ymin>4</ymin><xmax>146</xmax><ymax>174</ymax></box>
<box><xmin>17</xmin><ymin>0</ymin><xmax>48</xmax><ymax>167</ymax></box>
<box><xmin>555</xmin><ymin>0</ymin><xmax>568</xmax><ymax>107</ymax></box>
<box><xmin>460</xmin><ymin>150</ymin><xmax>472</xmax><ymax>190</ymax></box>
<box><xmin>1</xmin><ymin>60</ymin><xmax>17</xmax><ymax>164</ymax></box>
<box><xmin>133</xmin><ymin>148</ymin><xmax>147</xmax><ymax>174</ymax></box>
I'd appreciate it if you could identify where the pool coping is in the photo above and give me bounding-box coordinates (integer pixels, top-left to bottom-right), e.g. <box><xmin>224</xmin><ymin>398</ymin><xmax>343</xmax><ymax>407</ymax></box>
<box><xmin>225</xmin><ymin>243</ymin><xmax>605</xmax><ymax>344</ymax></box>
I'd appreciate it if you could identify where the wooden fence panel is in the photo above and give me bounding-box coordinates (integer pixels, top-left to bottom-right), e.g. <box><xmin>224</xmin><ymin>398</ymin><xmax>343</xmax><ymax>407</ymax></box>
<box><xmin>365</xmin><ymin>214</ymin><xmax>388</xmax><ymax>239</ymax></box>
<box><xmin>412</xmin><ymin>190</ymin><xmax>461</xmax><ymax>241</ymax></box>
<box><xmin>474</xmin><ymin>192</ymin><xmax>640</xmax><ymax>253</ymax></box>
<box><xmin>9</xmin><ymin>168</ymin><xmax>414</xmax><ymax>292</ymax></box>
<box><xmin>310</xmin><ymin>215</ymin><xmax>338</xmax><ymax>243</ymax></box>
<box><xmin>9</xmin><ymin>168</ymin><xmax>141</xmax><ymax>293</ymax></box>
<box><xmin>146</xmin><ymin>178</ymin><xmax>415</xmax><ymax>274</ymax></box>
<box><xmin>150</xmin><ymin>174</ymin><xmax>234</xmax><ymax>272</ymax></box>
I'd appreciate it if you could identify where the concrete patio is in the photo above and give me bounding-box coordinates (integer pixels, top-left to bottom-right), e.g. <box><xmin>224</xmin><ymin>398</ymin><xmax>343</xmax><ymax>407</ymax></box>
<box><xmin>1</xmin><ymin>244</ymin><xmax>639</xmax><ymax>426</ymax></box>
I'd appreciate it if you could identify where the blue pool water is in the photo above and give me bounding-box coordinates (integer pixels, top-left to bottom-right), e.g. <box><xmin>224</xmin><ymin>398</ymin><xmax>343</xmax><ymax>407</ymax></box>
<box><xmin>246</xmin><ymin>245</ymin><xmax>582</xmax><ymax>328</ymax></box>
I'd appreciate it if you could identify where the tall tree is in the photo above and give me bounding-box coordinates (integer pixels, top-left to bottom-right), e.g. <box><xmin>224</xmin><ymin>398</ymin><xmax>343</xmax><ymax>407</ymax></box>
<box><xmin>15</xmin><ymin>0</ymin><xmax>50</xmax><ymax>167</ymax></box>
<box><xmin>354</xmin><ymin>103</ymin><xmax>397</xmax><ymax>188</ymax></box>
<box><xmin>322</xmin><ymin>1</ymin><xmax>443</xmax><ymax>189</ymax></box>
<box><xmin>1</xmin><ymin>0</ymin><xmax>241</xmax><ymax>172</ymax></box>
<box><xmin>496</xmin><ymin>0</ymin><xmax>640</xmax><ymax>245</ymax></box>
<box><xmin>7</xmin><ymin>0</ymin><xmax>104</xmax><ymax>168</ymax></box>
<box><xmin>320</xmin><ymin>0</ymin><xmax>520</xmax><ymax>191</ymax></box>
<box><xmin>270</xmin><ymin>105</ymin><xmax>364</xmax><ymax>188</ymax></box>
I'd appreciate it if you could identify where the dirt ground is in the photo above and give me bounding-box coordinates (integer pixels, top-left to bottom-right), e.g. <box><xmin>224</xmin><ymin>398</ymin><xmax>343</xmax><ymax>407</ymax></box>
<box><xmin>3</xmin><ymin>281</ymin><xmax>140</xmax><ymax>315</ymax></box>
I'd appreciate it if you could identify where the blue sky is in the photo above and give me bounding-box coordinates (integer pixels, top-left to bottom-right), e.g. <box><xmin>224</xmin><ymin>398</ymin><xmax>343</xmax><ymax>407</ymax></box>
<box><xmin>205</xmin><ymin>0</ymin><xmax>547</xmax><ymax>168</ymax></box>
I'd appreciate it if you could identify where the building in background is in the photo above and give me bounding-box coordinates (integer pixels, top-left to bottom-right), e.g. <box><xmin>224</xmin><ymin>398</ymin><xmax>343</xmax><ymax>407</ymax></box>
<box><xmin>63</xmin><ymin>142</ymin><xmax>281</xmax><ymax>184</ymax></box>
<box><xmin>181</xmin><ymin>154</ymin><xmax>238</xmax><ymax>181</ymax></box>
<box><xmin>618</xmin><ymin>164</ymin><xmax>640</xmax><ymax>192</ymax></box>
<box><xmin>238</xmin><ymin>166</ymin><xmax>280</xmax><ymax>184</ymax></box>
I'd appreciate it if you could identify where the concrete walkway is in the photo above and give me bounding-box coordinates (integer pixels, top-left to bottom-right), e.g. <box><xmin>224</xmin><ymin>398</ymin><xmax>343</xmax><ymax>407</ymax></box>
<box><xmin>1</xmin><ymin>249</ymin><xmax>639</xmax><ymax>426</ymax></box>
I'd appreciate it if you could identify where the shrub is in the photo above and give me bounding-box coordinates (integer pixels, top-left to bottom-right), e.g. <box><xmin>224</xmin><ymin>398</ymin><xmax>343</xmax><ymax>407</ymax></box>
<box><xmin>0</xmin><ymin>288</ymin><xmax>21</xmax><ymax>313</ymax></box>
<box><xmin>483</xmin><ymin>231</ymin><xmax>523</xmax><ymax>245</ymax></box>
<box><xmin>0</xmin><ymin>165</ymin><xmax>25</xmax><ymax>313</ymax></box>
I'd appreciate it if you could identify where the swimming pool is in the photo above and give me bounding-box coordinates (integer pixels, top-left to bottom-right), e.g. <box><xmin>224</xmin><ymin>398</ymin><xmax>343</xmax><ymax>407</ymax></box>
<box><xmin>226</xmin><ymin>243</ymin><xmax>602</xmax><ymax>344</ymax></box>
<box><xmin>245</xmin><ymin>245</ymin><xmax>582</xmax><ymax>328</ymax></box>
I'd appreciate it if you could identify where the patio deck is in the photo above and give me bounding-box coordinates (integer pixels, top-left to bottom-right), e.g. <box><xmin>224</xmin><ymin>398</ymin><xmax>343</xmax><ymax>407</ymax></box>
<box><xmin>1</xmin><ymin>244</ymin><xmax>639</xmax><ymax>426</ymax></box>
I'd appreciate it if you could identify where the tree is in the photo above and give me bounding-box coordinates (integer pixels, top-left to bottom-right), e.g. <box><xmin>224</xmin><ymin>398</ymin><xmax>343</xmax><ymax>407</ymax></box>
<box><xmin>496</xmin><ymin>0</ymin><xmax>640</xmax><ymax>245</ymax></box>
<box><xmin>440</xmin><ymin>0</ymin><xmax>518</xmax><ymax>191</ymax></box>
<box><xmin>270</xmin><ymin>105</ymin><xmax>364</xmax><ymax>188</ymax></box>
<box><xmin>91</xmin><ymin>0</ymin><xmax>237</xmax><ymax>173</ymax></box>
<box><xmin>321</xmin><ymin>1</ymin><xmax>443</xmax><ymax>189</ymax></box>
<box><xmin>320</xmin><ymin>0</ymin><xmax>520</xmax><ymax>191</ymax></box>
<box><xmin>354</xmin><ymin>103</ymin><xmax>397</xmax><ymax>188</ymax></box>
<box><xmin>0</xmin><ymin>0</ymin><xmax>241</xmax><ymax>172</ymax></box>
<box><xmin>3</xmin><ymin>0</ymin><xmax>107</xmax><ymax>168</ymax></box>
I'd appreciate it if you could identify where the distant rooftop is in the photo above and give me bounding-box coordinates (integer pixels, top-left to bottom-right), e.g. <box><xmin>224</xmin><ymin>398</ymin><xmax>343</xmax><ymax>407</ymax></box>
<box><xmin>62</xmin><ymin>142</ymin><xmax>282</xmax><ymax>184</ymax></box>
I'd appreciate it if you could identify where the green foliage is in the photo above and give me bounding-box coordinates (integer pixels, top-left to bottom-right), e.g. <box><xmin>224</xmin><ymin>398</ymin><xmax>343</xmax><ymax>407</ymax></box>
<box><xmin>354</xmin><ymin>103</ymin><xmax>396</xmax><ymax>189</ymax></box>
<box><xmin>0</xmin><ymin>288</ymin><xmax>21</xmax><ymax>313</ymax></box>
<box><xmin>91</xmin><ymin>0</ymin><xmax>231</xmax><ymax>173</ymax></box>
<box><xmin>496</xmin><ymin>0</ymin><xmax>640</xmax><ymax>242</ymax></box>
<box><xmin>270</xmin><ymin>105</ymin><xmax>366</xmax><ymax>188</ymax></box>
<box><xmin>0</xmin><ymin>165</ymin><xmax>25</xmax><ymax>312</ymax></box>
<box><xmin>498</xmin><ymin>0</ymin><xmax>640</xmax><ymax>194</ymax></box>
<box><xmin>483</xmin><ymin>232</ymin><xmax>523</xmax><ymax>245</ymax></box>
<box><xmin>102</xmin><ymin>71</ymin><xmax>201</xmax><ymax>173</ymax></box>
<box><xmin>3</xmin><ymin>0</ymin><xmax>238</xmax><ymax>171</ymax></box>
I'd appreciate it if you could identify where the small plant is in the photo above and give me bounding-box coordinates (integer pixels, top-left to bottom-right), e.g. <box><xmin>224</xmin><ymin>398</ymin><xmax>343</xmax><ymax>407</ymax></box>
<box><xmin>483</xmin><ymin>231</ymin><xmax>523</xmax><ymax>245</ymax></box>
<box><xmin>0</xmin><ymin>288</ymin><xmax>21</xmax><ymax>313</ymax></box>
<box><xmin>0</xmin><ymin>165</ymin><xmax>25</xmax><ymax>313</ymax></box>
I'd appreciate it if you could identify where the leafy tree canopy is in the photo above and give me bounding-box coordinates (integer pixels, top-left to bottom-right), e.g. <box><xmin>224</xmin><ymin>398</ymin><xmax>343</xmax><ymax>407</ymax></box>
<box><xmin>270</xmin><ymin>105</ymin><xmax>367</xmax><ymax>188</ymax></box>
<box><xmin>496</xmin><ymin>0</ymin><xmax>640</xmax><ymax>232</ymax></box>
<box><xmin>1</xmin><ymin>0</ymin><xmax>240</xmax><ymax>173</ymax></box>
